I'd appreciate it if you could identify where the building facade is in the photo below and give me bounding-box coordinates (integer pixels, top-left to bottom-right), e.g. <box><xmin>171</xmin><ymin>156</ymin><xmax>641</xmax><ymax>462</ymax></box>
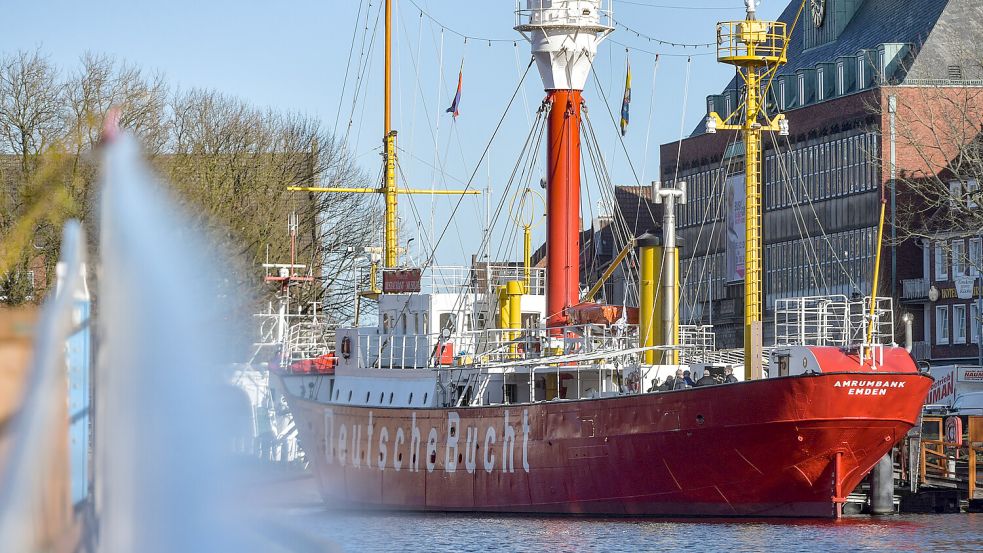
<box><xmin>657</xmin><ymin>0</ymin><xmax>983</xmax><ymax>353</ymax></box>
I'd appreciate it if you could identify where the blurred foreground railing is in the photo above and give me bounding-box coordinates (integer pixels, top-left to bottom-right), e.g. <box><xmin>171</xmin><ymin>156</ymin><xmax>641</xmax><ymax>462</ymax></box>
<box><xmin>0</xmin><ymin>222</ymin><xmax>87</xmax><ymax>552</ymax></box>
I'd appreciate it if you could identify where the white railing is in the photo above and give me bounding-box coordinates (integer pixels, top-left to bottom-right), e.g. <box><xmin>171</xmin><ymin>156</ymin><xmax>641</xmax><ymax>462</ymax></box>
<box><xmin>357</xmin><ymin>333</ymin><xmax>435</xmax><ymax>369</ymax></box>
<box><xmin>356</xmin><ymin>323</ymin><xmax>640</xmax><ymax>369</ymax></box>
<box><xmin>515</xmin><ymin>0</ymin><xmax>613</xmax><ymax>30</ymax></box>
<box><xmin>775</xmin><ymin>295</ymin><xmax>852</xmax><ymax>347</ymax></box>
<box><xmin>774</xmin><ymin>295</ymin><xmax>896</xmax><ymax>349</ymax></box>
<box><xmin>902</xmin><ymin>278</ymin><xmax>929</xmax><ymax>300</ymax></box>
<box><xmin>405</xmin><ymin>265</ymin><xmax>547</xmax><ymax>296</ymax></box>
<box><xmin>283</xmin><ymin>321</ymin><xmax>334</xmax><ymax>367</ymax></box>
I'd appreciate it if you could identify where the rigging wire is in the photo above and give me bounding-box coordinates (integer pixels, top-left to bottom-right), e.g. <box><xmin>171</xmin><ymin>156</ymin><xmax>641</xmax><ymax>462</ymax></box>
<box><xmin>420</xmin><ymin>57</ymin><xmax>536</xmax><ymax>272</ymax></box>
<box><xmin>610</xmin><ymin>16</ymin><xmax>715</xmax><ymax>49</ymax></box>
<box><xmin>769</xmin><ymin>131</ymin><xmax>828</xmax><ymax>295</ymax></box>
<box><xmin>344</xmin><ymin>1</ymin><xmax>384</xmax><ymax>145</ymax></box>
<box><xmin>617</xmin><ymin>0</ymin><xmax>745</xmax><ymax>9</ymax></box>
<box><xmin>406</xmin><ymin>0</ymin><xmax>514</xmax><ymax>43</ymax></box>
<box><xmin>640</xmin><ymin>54</ymin><xmax>660</xmax><ymax>187</ymax></box>
<box><xmin>333</xmin><ymin>0</ymin><xmax>366</xmax><ymax>138</ymax></box>
<box><xmin>671</xmin><ymin>56</ymin><xmax>693</xmax><ymax>184</ymax></box>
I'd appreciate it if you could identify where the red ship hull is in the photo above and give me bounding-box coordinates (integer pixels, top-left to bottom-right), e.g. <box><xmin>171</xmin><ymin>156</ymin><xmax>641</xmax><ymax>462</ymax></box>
<box><xmin>289</xmin><ymin>350</ymin><xmax>931</xmax><ymax>518</ymax></box>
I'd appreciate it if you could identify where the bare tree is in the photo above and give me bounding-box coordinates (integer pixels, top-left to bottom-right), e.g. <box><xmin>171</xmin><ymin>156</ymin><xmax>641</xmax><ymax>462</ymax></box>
<box><xmin>0</xmin><ymin>49</ymin><xmax>379</xmax><ymax>323</ymax></box>
<box><xmin>882</xmin><ymin>84</ymin><xmax>983</xmax><ymax>273</ymax></box>
<box><xmin>0</xmin><ymin>50</ymin><xmax>63</xmax><ymax>172</ymax></box>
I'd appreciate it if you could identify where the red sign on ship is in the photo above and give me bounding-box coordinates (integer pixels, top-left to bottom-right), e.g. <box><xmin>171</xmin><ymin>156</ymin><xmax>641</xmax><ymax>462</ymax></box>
<box><xmin>383</xmin><ymin>269</ymin><xmax>422</xmax><ymax>293</ymax></box>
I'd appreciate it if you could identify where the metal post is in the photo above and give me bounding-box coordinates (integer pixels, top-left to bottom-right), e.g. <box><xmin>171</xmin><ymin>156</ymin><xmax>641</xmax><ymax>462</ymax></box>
<box><xmin>889</xmin><ymin>95</ymin><xmax>897</xmax><ymax>299</ymax></box>
<box><xmin>903</xmin><ymin>312</ymin><xmax>913</xmax><ymax>352</ymax></box>
<box><xmin>655</xmin><ymin>181</ymin><xmax>686</xmax><ymax>364</ymax></box>
<box><xmin>869</xmin><ymin>452</ymin><xmax>895</xmax><ymax>515</ymax></box>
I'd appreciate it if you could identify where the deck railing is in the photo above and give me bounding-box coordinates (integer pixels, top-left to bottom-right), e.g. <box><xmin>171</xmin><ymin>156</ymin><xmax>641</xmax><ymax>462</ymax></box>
<box><xmin>919</xmin><ymin>439</ymin><xmax>982</xmax><ymax>500</ymax></box>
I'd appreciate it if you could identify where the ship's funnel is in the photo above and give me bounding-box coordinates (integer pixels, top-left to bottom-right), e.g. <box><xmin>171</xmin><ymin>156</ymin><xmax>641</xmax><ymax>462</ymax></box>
<box><xmin>515</xmin><ymin>0</ymin><xmax>613</xmax><ymax>329</ymax></box>
<box><xmin>514</xmin><ymin>0</ymin><xmax>613</xmax><ymax>91</ymax></box>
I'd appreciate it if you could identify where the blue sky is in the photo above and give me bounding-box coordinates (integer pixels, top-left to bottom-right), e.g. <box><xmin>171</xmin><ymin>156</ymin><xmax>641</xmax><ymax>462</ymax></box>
<box><xmin>2</xmin><ymin>0</ymin><xmax>787</xmax><ymax>266</ymax></box>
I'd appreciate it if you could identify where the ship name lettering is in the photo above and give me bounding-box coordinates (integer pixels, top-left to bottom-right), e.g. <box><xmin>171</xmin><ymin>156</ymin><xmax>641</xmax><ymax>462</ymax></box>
<box><xmin>378</xmin><ymin>426</ymin><xmax>389</xmax><ymax>469</ymax></box>
<box><xmin>320</xmin><ymin>408</ymin><xmax>532</xmax><ymax>476</ymax></box>
<box><xmin>426</xmin><ymin>428</ymin><xmax>439</xmax><ymax>473</ymax></box>
<box><xmin>445</xmin><ymin>412</ymin><xmax>460</xmax><ymax>473</ymax></box>
<box><xmin>394</xmin><ymin>427</ymin><xmax>405</xmax><ymax>471</ymax></box>
<box><xmin>484</xmin><ymin>426</ymin><xmax>497</xmax><ymax>473</ymax></box>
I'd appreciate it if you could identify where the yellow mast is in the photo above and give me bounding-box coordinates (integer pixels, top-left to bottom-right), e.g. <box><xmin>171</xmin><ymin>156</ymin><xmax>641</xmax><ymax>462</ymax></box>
<box><xmin>706</xmin><ymin>5</ymin><xmax>788</xmax><ymax>379</ymax></box>
<box><xmin>289</xmin><ymin>0</ymin><xmax>478</xmax><ymax>270</ymax></box>
<box><xmin>383</xmin><ymin>0</ymin><xmax>397</xmax><ymax>267</ymax></box>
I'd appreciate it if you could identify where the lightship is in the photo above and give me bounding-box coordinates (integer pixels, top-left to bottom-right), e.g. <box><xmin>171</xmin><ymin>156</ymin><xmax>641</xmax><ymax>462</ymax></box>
<box><xmin>282</xmin><ymin>0</ymin><xmax>932</xmax><ymax>518</ymax></box>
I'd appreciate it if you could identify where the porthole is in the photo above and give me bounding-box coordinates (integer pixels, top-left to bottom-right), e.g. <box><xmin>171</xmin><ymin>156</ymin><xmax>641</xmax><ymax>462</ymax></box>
<box><xmin>398</xmin><ymin>452</ymin><xmax>403</xmax><ymax>463</ymax></box>
<box><xmin>696</xmin><ymin>414</ymin><xmax>705</xmax><ymax>425</ymax></box>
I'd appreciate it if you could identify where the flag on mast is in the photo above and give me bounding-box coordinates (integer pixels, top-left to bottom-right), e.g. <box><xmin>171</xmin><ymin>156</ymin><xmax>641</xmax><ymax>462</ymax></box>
<box><xmin>447</xmin><ymin>63</ymin><xmax>463</xmax><ymax>119</ymax></box>
<box><xmin>620</xmin><ymin>54</ymin><xmax>631</xmax><ymax>136</ymax></box>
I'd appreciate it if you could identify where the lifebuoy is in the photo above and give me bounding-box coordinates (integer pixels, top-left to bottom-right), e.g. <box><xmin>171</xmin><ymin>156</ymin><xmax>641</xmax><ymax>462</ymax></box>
<box><xmin>340</xmin><ymin>336</ymin><xmax>352</xmax><ymax>359</ymax></box>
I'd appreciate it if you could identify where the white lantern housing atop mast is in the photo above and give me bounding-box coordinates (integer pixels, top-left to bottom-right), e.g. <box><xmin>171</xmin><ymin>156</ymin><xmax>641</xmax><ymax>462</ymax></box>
<box><xmin>514</xmin><ymin>1</ymin><xmax>614</xmax><ymax>91</ymax></box>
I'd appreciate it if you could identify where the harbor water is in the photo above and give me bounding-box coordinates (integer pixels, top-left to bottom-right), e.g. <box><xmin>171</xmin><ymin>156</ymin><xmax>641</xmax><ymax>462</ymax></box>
<box><xmin>276</xmin><ymin>507</ymin><xmax>983</xmax><ymax>552</ymax></box>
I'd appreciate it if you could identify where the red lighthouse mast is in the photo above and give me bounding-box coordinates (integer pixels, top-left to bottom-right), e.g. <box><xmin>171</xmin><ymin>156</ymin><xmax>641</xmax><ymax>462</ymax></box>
<box><xmin>515</xmin><ymin>1</ymin><xmax>612</xmax><ymax>328</ymax></box>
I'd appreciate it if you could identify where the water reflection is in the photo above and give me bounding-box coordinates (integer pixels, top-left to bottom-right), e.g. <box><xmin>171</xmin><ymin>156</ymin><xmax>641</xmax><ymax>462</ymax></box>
<box><xmin>277</xmin><ymin>508</ymin><xmax>983</xmax><ymax>553</ymax></box>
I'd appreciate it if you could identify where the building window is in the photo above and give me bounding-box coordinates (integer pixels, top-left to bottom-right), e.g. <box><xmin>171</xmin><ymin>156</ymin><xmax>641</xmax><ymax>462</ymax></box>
<box><xmin>935</xmin><ymin>242</ymin><xmax>949</xmax><ymax>281</ymax></box>
<box><xmin>836</xmin><ymin>62</ymin><xmax>845</xmax><ymax>95</ymax></box>
<box><xmin>817</xmin><ymin>68</ymin><xmax>824</xmax><ymax>101</ymax></box>
<box><xmin>797</xmin><ymin>74</ymin><xmax>805</xmax><ymax>105</ymax></box>
<box><xmin>973</xmin><ymin>304</ymin><xmax>981</xmax><ymax>345</ymax></box>
<box><xmin>936</xmin><ymin>305</ymin><xmax>950</xmax><ymax>345</ymax></box>
<box><xmin>779</xmin><ymin>80</ymin><xmax>786</xmax><ymax>110</ymax></box>
<box><xmin>971</xmin><ymin>238</ymin><xmax>982</xmax><ymax>275</ymax></box>
<box><xmin>954</xmin><ymin>240</ymin><xmax>967</xmax><ymax>277</ymax></box>
<box><xmin>954</xmin><ymin>304</ymin><xmax>967</xmax><ymax>344</ymax></box>
<box><xmin>857</xmin><ymin>54</ymin><xmax>865</xmax><ymax>87</ymax></box>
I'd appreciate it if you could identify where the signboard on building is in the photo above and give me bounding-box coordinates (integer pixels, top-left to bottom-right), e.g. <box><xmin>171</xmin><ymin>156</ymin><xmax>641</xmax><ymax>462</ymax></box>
<box><xmin>954</xmin><ymin>275</ymin><xmax>976</xmax><ymax>299</ymax></box>
<box><xmin>382</xmin><ymin>268</ymin><xmax>422</xmax><ymax>293</ymax></box>
<box><xmin>725</xmin><ymin>173</ymin><xmax>746</xmax><ymax>282</ymax></box>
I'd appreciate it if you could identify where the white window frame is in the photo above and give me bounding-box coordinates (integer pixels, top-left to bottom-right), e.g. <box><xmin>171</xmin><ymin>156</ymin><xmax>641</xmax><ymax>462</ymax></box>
<box><xmin>953</xmin><ymin>240</ymin><xmax>967</xmax><ymax>277</ymax></box>
<box><xmin>936</xmin><ymin>305</ymin><xmax>950</xmax><ymax>345</ymax></box>
<box><xmin>972</xmin><ymin>304</ymin><xmax>981</xmax><ymax>345</ymax></box>
<box><xmin>836</xmin><ymin>61</ymin><xmax>845</xmax><ymax>95</ymax></box>
<box><xmin>971</xmin><ymin>238</ymin><xmax>982</xmax><ymax>276</ymax></box>
<box><xmin>935</xmin><ymin>241</ymin><xmax>949</xmax><ymax>281</ymax></box>
<box><xmin>779</xmin><ymin>79</ymin><xmax>786</xmax><ymax>110</ymax></box>
<box><xmin>798</xmin><ymin>74</ymin><xmax>806</xmax><ymax>104</ymax></box>
<box><xmin>817</xmin><ymin>67</ymin><xmax>825</xmax><ymax>102</ymax></box>
<box><xmin>954</xmin><ymin>304</ymin><xmax>968</xmax><ymax>344</ymax></box>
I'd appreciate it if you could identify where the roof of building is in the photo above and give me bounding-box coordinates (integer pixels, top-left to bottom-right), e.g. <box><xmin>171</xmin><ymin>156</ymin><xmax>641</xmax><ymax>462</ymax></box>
<box><xmin>691</xmin><ymin>0</ymin><xmax>981</xmax><ymax>135</ymax></box>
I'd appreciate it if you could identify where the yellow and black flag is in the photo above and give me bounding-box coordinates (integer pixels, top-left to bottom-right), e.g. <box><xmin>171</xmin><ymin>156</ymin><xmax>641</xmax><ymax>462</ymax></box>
<box><xmin>619</xmin><ymin>53</ymin><xmax>631</xmax><ymax>136</ymax></box>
